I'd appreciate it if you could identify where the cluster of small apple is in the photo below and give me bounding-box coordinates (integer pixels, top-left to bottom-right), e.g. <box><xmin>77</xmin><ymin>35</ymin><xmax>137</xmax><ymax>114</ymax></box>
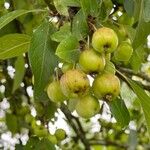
<box><xmin>25</xmin><ymin>112</ymin><xmax>66</xmax><ymax>143</ymax></box>
<box><xmin>47</xmin><ymin>27</ymin><xmax>133</xmax><ymax>119</ymax></box>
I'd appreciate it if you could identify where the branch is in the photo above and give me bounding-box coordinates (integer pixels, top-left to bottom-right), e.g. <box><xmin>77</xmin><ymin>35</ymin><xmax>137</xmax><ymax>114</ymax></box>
<box><xmin>117</xmin><ymin>67</ymin><xmax>150</xmax><ymax>82</ymax></box>
<box><xmin>116</xmin><ymin>70</ymin><xmax>150</xmax><ymax>92</ymax></box>
<box><xmin>116</xmin><ymin>66</ymin><xmax>150</xmax><ymax>91</ymax></box>
<box><xmin>89</xmin><ymin>140</ymin><xmax>128</xmax><ymax>149</ymax></box>
<box><xmin>60</xmin><ymin>104</ymin><xmax>91</xmax><ymax>150</ymax></box>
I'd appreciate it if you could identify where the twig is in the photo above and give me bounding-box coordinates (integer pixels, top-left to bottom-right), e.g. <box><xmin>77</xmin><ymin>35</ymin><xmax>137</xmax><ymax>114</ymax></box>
<box><xmin>116</xmin><ymin>69</ymin><xmax>150</xmax><ymax>91</ymax></box>
<box><xmin>117</xmin><ymin>67</ymin><xmax>150</xmax><ymax>82</ymax></box>
<box><xmin>60</xmin><ymin>104</ymin><xmax>91</xmax><ymax>150</ymax></box>
<box><xmin>89</xmin><ymin>140</ymin><xmax>128</xmax><ymax>149</ymax></box>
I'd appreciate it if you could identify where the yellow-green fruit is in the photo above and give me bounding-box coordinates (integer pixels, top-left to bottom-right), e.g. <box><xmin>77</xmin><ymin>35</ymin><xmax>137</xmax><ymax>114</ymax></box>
<box><xmin>92</xmin><ymin>27</ymin><xmax>118</xmax><ymax>53</ymax></box>
<box><xmin>47</xmin><ymin>134</ymin><xmax>57</xmax><ymax>144</ymax></box>
<box><xmin>62</xmin><ymin>63</ymin><xmax>73</xmax><ymax>73</ymax></box>
<box><xmin>47</xmin><ymin>80</ymin><xmax>66</xmax><ymax>103</ymax></box>
<box><xmin>75</xmin><ymin>95</ymin><xmax>100</xmax><ymax>118</ymax></box>
<box><xmin>79</xmin><ymin>49</ymin><xmax>106</xmax><ymax>73</ymax></box>
<box><xmin>114</xmin><ymin>41</ymin><xmax>133</xmax><ymax>61</ymax></box>
<box><xmin>60</xmin><ymin>69</ymin><xmax>90</xmax><ymax>98</ymax></box>
<box><xmin>92</xmin><ymin>73</ymin><xmax>120</xmax><ymax>100</ymax></box>
<box><xmin>33</xmin><ymin>126</ymin><xmax>48</xmax><ymax>137</ymax></box>
<box><xmin>55</xmin><ymin>129</ymin><xmax>66</xmax><ymax>141</ymax></box>
<box><xmin>104</xmin><ymin>61</ymin><xmax>116</xmax><ymax>74</ymax></box>
<box><xmin>118</xmin><ymin>13</ymin><xmax>134</xmax><ymax>26</ymax></box>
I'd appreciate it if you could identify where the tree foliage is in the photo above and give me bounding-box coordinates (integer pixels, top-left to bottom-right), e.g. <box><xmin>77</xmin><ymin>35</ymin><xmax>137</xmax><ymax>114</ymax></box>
<box><xmin>0</xmin><ymin>0</ymin><xmax>150</xmax><ymax>149</ymax></box>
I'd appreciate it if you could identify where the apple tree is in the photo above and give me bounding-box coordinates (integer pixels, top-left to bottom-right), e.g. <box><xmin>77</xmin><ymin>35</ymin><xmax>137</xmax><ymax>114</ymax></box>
<box><xmin>0</xmin><ymin>0</ymin><xmax>150</xmax><ymax>149</ymax></box>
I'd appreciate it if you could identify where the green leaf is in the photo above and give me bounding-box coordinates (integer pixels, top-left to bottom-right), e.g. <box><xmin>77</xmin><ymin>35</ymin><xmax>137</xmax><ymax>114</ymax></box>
<box><xmin>132</xmin><ymin>0</ymin><xmax>150</xmax><ymax>49</ymax></box>
<box><xmin>35</xmin><ymin>138</ymin><xmax>56</xmax><ymax>150</ymax></box>
<box><xmin>53</xmin><ymin>0</ymin><xmax>80</xmax><ymax>14</ymax></box>
<box><xmin>72</xmin><ymin>9</ymin><xmax>89</xmax><ymax>40</ymax></box>
<box><xmin>127</xmin><ymin>79</ymin><xmax>150</xmax><ymax>138</ymax></box>
<box><xmin>118</xmin><ymin>69</ymin><xmax>150</xmax><ymax>138</ymax></box>
<box><xmin>121</xmin><ymin>82</ymin><xmax>136</xmax><ymax>102</ymax></box>
<box><xmin>123</xmin><ymin>25</ymin><xmax>136</xmax><ymax>43</ymax></box>
<box><xmin>124</xmin><ymin>0</ymin><xmax>134</xmax><ymax>16</ymax></box>
<box><xmin>51</xmin><ymin>23</ymin><xmax>71</xmax><ymax>42</ymax></box>
<box><xmin>44</xmin><ymin>101</ymin><xmax>57</xmax><ymax>120</ymax></box>
<box><xmin>28</xmin><ymin>21</ymin><xmax>58</xmax><ymax>101</ymax></box>
<box><xmin>89</xmin><ymin>0</ymin><xmax>99</xmax><ymax>17</ymax></box>
<box><xmin>80</xmin><ymin>0</ymin><xmax>99</xmax><ymax>17</ymax></box>
<box><xmin>133</xmin><ymin>0</ymin><xmax>141</xmax><ymax>22</ymax></box>
<box><xmin>55</xmin><ymin>35</ymin><xmax>80</xmax><ymax>63</ymax></box>
<box><xmin>12</xmin><ymin>56</ymin><xmax>25</xmax><ymax>93</ymax></box>
<box><xmin>0</xmin><ymin>9</ymin><xmax>45</xmax><ymax>30</ymax></box>
<box><xmin>130</xmin><ymin>45</ymin><xmax>148</xmax><ymax>72</ymax></box>
<box><xmin>0</xmin><ymin>22</ymin><xmax>18</xmax><ymax>37</ymax></box>
<box><xmin>130</xmin><ymin>53</ymin><xmax>140</xmax><ymax>72</ymax></box>
<box><xmin>143</xmin><ymin>0</ymin><xmax>150</xmax><ymax>22</ymax></box>
<box><xmin>25</xmin><ymin>137</ymin><xmax>55</xmax><ymax>150</ymax></box>
<box><xmin>25</xmin><ymin>137</ymin><xmax>39</xmax><ymax>150</ymax></box>
<box><xmin>6</xmin><ymin>113</ymin><xmax>18</xmax><ymax>134</ymax></box>
<box><xmin>131</xmin><ymin>0</ymin><xmax>150</xmax><ymax>72</ymax></box>
<box><xmin>63</xmin><ymin>0</ymin><xmax>80</xmax><ymax>7</ymax></box>
<box><xmin>15</xmin><ymin>144</ymin><xmax>24</xmax><ymax>150</ymax></box>
<box><xmin>54</xmin><ymin>0</ymin><xmax>68</xmax><ymax>16</ymax></box>
<box><xmin>0</xmin><ymin>34</ymin><xmax>30</xmax><ymax>60</ymax></box>
<box><xmin>132</xmin><ymin>19</ymin><xmax>150</xmax><ymax>49</ymax></box>
<box><xmin>98</xmin><ymin>0</ymin><xmax>113</xmax><ymax>21</ymax></box>
<box><xmin>80</xmin><ymin>0</ymin><xmax>90</xmax><ymax>17</ymax></box>
<box><xmin>109</xmin><ymin>97</ymin><xmax>130</xmax><ymax>127</ymax></box>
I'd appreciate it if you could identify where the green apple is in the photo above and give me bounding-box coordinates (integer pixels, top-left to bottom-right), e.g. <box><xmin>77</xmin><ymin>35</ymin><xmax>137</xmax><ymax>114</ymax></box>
<box><xmin>60</xmin><ymin>69</ymin><xmax>90</xmax><ymax>98</ymax></box>
<box><xmin>79</xmin><ymin>49</ymin><xmax>106</xmax><ymax>73</ymax></box>
<box><xmin>33</xmin><ymin>126</ymin><xmax>48</xmax><ymax>137</ymax></box>
<box><xmin>47</xmin><ymin>134</ymin><xmax>57</xmax><ymax>144</ymax></box>
<box><xmin>47</xmin><ymin>80</ymin><xmax>66</xmax><ymax>103</ymax></box>
<box><xmin>31</xmin><ymin>120</ymin><xmax>48</xmax><ymax>137</ymax></box>
<box><xmin>55</xmin><ymin>129</ymin><xmax>66</xmax><ymax>141</ymax></box>
<box><xmin>92</xmin><ymin>27</ymin><xmax>118</xmax><ymax>53</ymax></box>
<box><xmin>62</xmin><ymin>62</ymin><xmax>73</xmax><ymax>73</ymax></box>
<box><xmin>75</xmin><ymin>95</ymin><xmax>100</xmax><ymax>118</ymax></box>
<box><xmin>114</xmin><ymin>41</ymin><xmax>133</xmax><ymax>61</ymax></box>
<box><xmin>92</xmin><ymin>73</ymin><xmax>120</xmax><ymax>100</ymax></box>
